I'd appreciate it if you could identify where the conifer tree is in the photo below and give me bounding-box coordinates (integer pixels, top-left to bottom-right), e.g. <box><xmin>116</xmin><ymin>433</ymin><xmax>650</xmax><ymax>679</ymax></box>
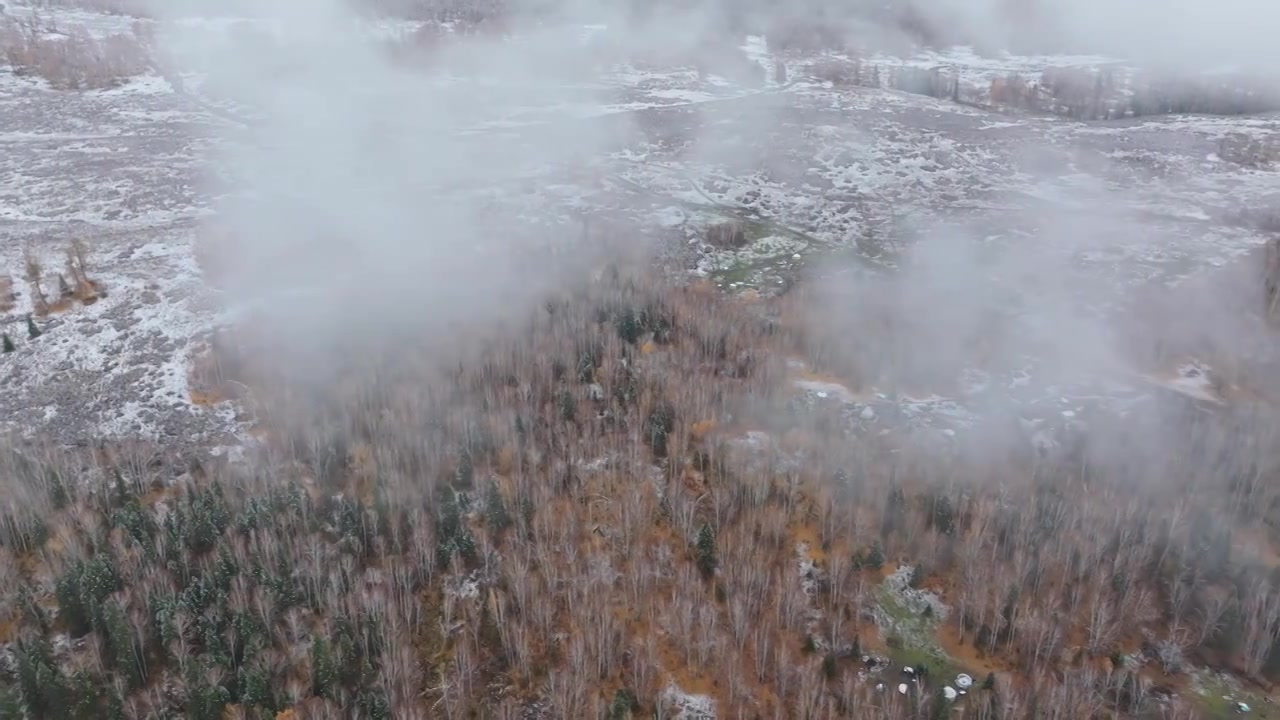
<box><xmin>14</xmin><ymin>636</ymin><xmax>70</xmax><ymax>719</ymax></box>
<box><xmin>311</xmin><ymin>636</ymin><xmax>338</xmax><ymax>699</ymax></box>
<box><xmin>615</xmin><ymin>306</ymin><xmax>643</xmax><ymax>344</ymax></box>
<box><xmin>610</xmin><ymin>688</ymin><xmax>639</xmax><ymax>719</ymax></box>
<box><xmin>185</xmin><ymin>663</ymin><xmax>230</xmax><ymax>720</ymax></box>
<box><xmin>357</xmin><ymin>686</ymin><xmax>392</xmax><ymax>720</ymax></box>
<box><xmin>645</xmin><ymin>402</ymin><xmax>675</xmax><ymax>457</ymax></box>
<box><xmin>455</xmin><ymin>449</ymin><xmax>474</xmax><ymax>488</ymax></box>
<box><xmin>26</xmin><ymin>315</ymin><xmax>41</xmax><ymax>339</ymax></box>
<box><xmin>2</xmin><ymin>333</ymin><xmax>12</xmax><ymax>353</ymax></box>
<box><xmin>867</xmin><ymin>541</ymin><xmax>885</xmax><ymax>570</ymax></box>
<box><xmin>0</xmin><ymin>685</ymin><xmax>20</xmax><ymax>719</ymax></box>
<box><xmin>695</xmin><ymin>523</ymin><xmax>717</xmax><ymax>579</ymax></box>
<box><xmin>484</xmin><ymin>481</ymin><xmax>511</xmax><ymax>532</ymax></box>
<box><xmin>238</xmin><ymin>663</ymin><xmax>276</xmax><ymax>711</ymax></box>
<box><xmin>104</xmin><ymin>602</ymin><xmax>146</xmax><ymax>689</ymax></box>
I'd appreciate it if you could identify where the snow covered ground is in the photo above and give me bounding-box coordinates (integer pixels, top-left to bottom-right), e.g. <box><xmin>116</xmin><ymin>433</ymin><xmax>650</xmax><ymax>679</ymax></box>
<box><xmin>0</xmin><ymin>3</ymin><xmax>1276</xmax><ymax>446</ymax></box>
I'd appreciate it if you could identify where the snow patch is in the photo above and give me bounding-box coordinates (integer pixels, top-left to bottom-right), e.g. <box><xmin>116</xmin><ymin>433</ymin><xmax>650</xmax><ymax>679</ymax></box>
<box><xmin>661</xmin><ymin>684</ymin><xmax>716</xmax><ymax>719</ymax></box>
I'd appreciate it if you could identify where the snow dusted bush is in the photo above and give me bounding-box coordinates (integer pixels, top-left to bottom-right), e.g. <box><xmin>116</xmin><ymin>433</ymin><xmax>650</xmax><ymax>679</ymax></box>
<box><xmin>1</xmin><ymin>16</ymin><xmax>152</xmax><ymax>89</ymax></box>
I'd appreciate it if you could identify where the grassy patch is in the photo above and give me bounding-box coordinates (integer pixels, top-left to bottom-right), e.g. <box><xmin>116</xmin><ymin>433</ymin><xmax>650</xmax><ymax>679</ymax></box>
<box><xmin>887</xmin><ymin>643</ymin><xmax>959</xmax><ymax>683</ymax></box>
<box><xmin>871</xmin><ymin>571</ymin><xmax>974</xmax><ymax>685</ymax></box>
<box><xmin>742</xmin><ymin>219</ymin><xmax>781</xmax><ymax>243</ymax></box>
<box><xmin>712</xmin><ymin>258</ymin><xmax>761</xmax><ymax>287</ymax></box>
<box><xmin>1190</xmin><ymin>671</ymin><xmax>1263</xmax><ymax>719</ymax></box>
<box><xmin>708</xmin><ymin>237</ymin><xmax>808</xmax><ymax>290</ymax></box>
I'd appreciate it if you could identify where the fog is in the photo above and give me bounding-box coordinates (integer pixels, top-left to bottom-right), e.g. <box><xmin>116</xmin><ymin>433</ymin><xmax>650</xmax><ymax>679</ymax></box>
<box><xmin>150</xmin><ymin>0</ymin><xmax>788</xmax><ymax>379</ymax></box>
<box><xmin>141</xmin><ymin>0</ymin><xmax>1278</xmax><ymax>439</ymax></box>
<box><xmin>891</xmin><ymin>0</ymin><xmax>1280</xmax><ymax>71</ymax></box>
<box><xmin>155</xmin><ymin>0</ymin><xmax>658</xmax><ymax>377</ymax></box>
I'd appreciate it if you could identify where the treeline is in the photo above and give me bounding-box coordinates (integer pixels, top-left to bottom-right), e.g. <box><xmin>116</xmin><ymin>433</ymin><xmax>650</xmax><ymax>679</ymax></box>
<box><xmin>1</xmin><ymin>260</ymin><xmax>1280</xmax><ymax>718</ymax></box>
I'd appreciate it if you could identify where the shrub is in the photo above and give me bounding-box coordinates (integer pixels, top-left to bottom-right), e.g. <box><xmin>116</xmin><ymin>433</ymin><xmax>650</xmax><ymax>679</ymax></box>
<box><xmin>1</xmin><ymin>18</ymin><xmax>151</xmax><ymax>90</ymax></box>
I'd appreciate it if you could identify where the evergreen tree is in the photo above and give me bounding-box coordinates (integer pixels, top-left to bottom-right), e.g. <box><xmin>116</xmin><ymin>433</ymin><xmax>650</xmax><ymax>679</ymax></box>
<box><xmin>645</xmin><ymin>402</ymin><xmax>676</xmax><ymax>458</ymax></box>
<box><xmin>557</xmin><ymin>389</ymin><xmax>576</xmax><ymax>422</ymax></box>
<box><xmin>514</xmin><ymin>492</ymin><xmax>535</xmax><ymax>543</ymax></box>
<box><xmin>484</xmin><ymin>482</ymin><xmax>512</xmax><ymax>532</ymax></box>
<box><xmin>577</xmin><ymin>345</ymin><xmax>601</xmax><ymax>382</ymax></box>
<box><xmin>104</xmin><ymin>602</ymin><xmax>145</xmax><ymax>689</ymax></box>
<box><xmin>14</xmin><ymin>636</ymin><xmax>70</xmax><ymax>719</ymax></box>
<box><xmin>17</xmin><ymin>584</ymin><xmax>50</xmax><ymax>635</ymax></box>
<box><xmin>931</xmin><ymin>494</ymin><xmax>956</xmax><ymax>535</ymax></box>
<box><xmin>356</xmin><ymin>685</ymin><xmax>391</xmax><ymax>720</ymax></box>
<box><xmin>615</xmin><ymin>306</ymin><xmax>643</xmax><ymax>344</ymax></box>
<box><xmin>311</xmin><ymin>637</ymin><xmax>339</xmax><ymax>699</ymax></box>
<box><xmin>453</xmin><ymin>524</ymin><xmax>478</xmax><ymax>566</ymax></box>
<box><xmin>882</xmin><ymin>484</ymin><xmax>906</xmax><ymax>538</ymax></box>
<box><xmin>111</xmin><ymin>467</ymin><xmax>134</xmax><ymax>509</ymax></box>
<box><xmin>609</xmin><ymin>688</ymin><xmax>639</xmax><ymax>719</ymax></box>
<box><xmin>65</xmin><ymin>670</ymin><xmax>101</xmax><ymax>720</ymax></box>
<box><xmin>105</xmin><ymin>684</ymin><xmax>127</xmax><ymax>720</ymax></box>
<box><xmin>186</xmin><ymin>675</ymin><xmax>230</xmax><ymax>720</ymax></box>
<box><xmin>238</xmin><ymin>663</ymin><xmax>276</xmax><ymax>711</ymax></box>
<box><xmin>56</xmin><ymin>564</ymin><xmax>91</xmax><ymax>637</ymax></box>
<box><xmin>695</xmin><ymin>523</ymin><xmax>717</xmax><ymax>579</ymax></box>
<box><xmin>26</xmin><ymin>315</ymin><xmax>41</xmax><ymax>339</ymax></box>
<box><xmin>2</xmin><ymin>333</ymin><xmax>13</xmax><ymax>353</ymax></box>
<box><xmin>909</xmin><ymin>562</ymin><xmax>927</xmax><ymax>589</ymax></box>
<box><xmin>148</xmin><ymin>592</ymin><xmax>179</xmax><ymax>650</ymax></box>
<box><xmin>867</xmin><ymin>541</ymin><xmax>885</xmax><ymax>570</ymax></box>
<box><xmin>454</xmin><ymin>449</ymin><xmax>474</xmax><ymax>488</ymax></box>
<box><xmin>0</xmin><ymin>685</ymin><xmax>21</xmax><ymax>719</ymax></box>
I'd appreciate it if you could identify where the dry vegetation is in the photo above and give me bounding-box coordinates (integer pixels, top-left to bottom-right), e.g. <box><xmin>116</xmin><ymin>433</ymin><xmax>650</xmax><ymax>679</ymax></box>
<box><xmin>0</xmin><ymin>275</ymin><xmax>16</xmax><ymax>314</ymax></box>
<box><xmin>804</xmin><ymin>52</ymin><xmax>1280</xmax><ymax>122</ymax></box>
<box><xmin>2</xmin><ymin>244</ymin><xmax>1280</xmax><ymax>718</ymax></box>
<box><xmin>0</xmin><ymin>240</ymin><xmax>102</xmax><ymax>353</ymax></box>
<box><xmin>0</xmin><ymin>14</ymin><xmax>151</xmax><ymax>90</ymax></box>
<box><xmin>2</xmin><ymin>2</ymin><xmax>1280</xmax><ymax>718</ymax></box>
<box><xmin>22</xmin><ymin>0</ymin><xmax>150</xmax><ymax>15</ymax></box>
<box><xmin>360</xmin><ymin>0</ymin><xmax>510</xmax><ymax>26</ymax></box>
<box><xmin>16</xmin><ymin>239</ymin><xmax>104</xmax><ymax>319</ymax></box>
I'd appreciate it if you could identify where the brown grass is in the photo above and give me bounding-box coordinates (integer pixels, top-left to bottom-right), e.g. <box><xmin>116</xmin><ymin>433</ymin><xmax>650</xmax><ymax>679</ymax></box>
<box><xmin>1</xmin><ymin>17</ymin><xmax>151</xmax><ymax>90</ymax></box>
<box><xmin>21</xmin><ymin>241</ymin><xmax>104</xmax><ymax>317</ymax></box>
<box><xmin>0</xmin><ymin>274</ymin><xmax>15</xmax><ymax>314</ymax></box>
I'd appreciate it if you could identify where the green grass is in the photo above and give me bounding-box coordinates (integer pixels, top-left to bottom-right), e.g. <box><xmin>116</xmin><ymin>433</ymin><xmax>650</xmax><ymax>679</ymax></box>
<box><xmin>1191</xmin><ymin>672</ymin><xmax>1265</xmax><ymax>719</ymax></box>
<box><xmin>874</xmin><ymin>583</ymin><xmax>922</xmax><ymax>625</ymax></box>
<box><xmin>707</xmin><ymin>234</ymin><xmax>808</xmax><ymax>290</ymax></box>
<box><xmin>872</xmin><ymin>575</ymin><xmax>971</xmax><ymax>686</ymax></box>
<box><xmin>886</xmin><ymin>643</ymin><xmax>960</xmax><ymax>683</ymax></box>
<box><xmin>711</xmin><ymin>258</ymin><xmax>760</xmax><ymax>287</ymax></box>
